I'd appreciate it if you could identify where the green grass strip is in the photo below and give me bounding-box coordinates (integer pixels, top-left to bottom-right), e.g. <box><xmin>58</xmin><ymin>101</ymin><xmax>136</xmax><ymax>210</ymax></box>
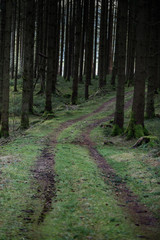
<box><xmin>37</xmin><ymin>144</ymin><xmax>141</xmax><ymax>240</ymax></box>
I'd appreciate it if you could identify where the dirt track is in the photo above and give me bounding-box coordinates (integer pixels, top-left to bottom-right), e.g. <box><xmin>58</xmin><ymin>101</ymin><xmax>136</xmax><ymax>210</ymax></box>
<box><xmin>31</xmin><ymin>92</ymin><xmax>160</xmax><ymax>239</ymax></box>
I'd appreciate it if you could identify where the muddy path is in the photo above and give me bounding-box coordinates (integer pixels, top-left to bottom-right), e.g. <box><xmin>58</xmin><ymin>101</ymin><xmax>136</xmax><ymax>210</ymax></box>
<box><xmin>30</xmin><ymin>90</ymin><xmax>159</xmax><ymax>239</ymax></box>
<box><xmin>77</xmin><ymin>99</ymin><xmax>160</xmax><ymax>239</ymax></box>
<box><xmin>31</xmin><ymin>93</ymin><xmax>122</xmax><ymax>224</ymax></box>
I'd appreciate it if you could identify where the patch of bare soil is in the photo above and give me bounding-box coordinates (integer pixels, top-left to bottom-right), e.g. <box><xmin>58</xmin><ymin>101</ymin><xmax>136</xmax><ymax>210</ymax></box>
<box><xmin>78</xmin><ymin>98</ymin><xmax>160</xmax><ymax>239</ymax></box>
<box><xmin>32</xmin><ymin>146</ymin><xmax>56</xmax><ymax>224</ymax></box>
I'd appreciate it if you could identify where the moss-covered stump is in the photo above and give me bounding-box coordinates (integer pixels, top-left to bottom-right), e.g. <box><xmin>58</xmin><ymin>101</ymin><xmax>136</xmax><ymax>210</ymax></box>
<box><xmin>111</xmin><ymin>124</ymin><xmax>123</xmax><ymax>136</ymax></box>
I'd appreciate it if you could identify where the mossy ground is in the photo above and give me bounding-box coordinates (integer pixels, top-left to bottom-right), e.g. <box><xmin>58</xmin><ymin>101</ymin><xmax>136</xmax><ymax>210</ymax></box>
<box><xmin>0</xmin><ymin>79</ymin><xmax>160</xmax><ymax>239</ymax></box>
<box><xmin>90</xmin><ymin>93</ymin><xmax>160</xmax><ymax>221</ymax></box>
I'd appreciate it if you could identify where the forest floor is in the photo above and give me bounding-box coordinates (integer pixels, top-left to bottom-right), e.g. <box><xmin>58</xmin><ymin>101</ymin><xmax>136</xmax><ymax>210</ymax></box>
<box><xmin>0</xmin><ymin>80</ymin><xmax>160</xmax><ymax>240</ymax></box>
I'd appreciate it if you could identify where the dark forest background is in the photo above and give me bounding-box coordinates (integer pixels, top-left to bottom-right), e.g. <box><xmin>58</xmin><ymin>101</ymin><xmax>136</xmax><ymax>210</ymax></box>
<box><xmin>0</xmin><ymin>0</ymin><xmax>160</xmax><ymax>138</ymax></box>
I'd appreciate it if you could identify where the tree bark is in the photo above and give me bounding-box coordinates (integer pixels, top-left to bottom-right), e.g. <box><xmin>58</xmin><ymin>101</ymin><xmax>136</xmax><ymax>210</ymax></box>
<box><xmin>11</xmin><ymin>0</ymin><xmax>17</xmax><ymax>79</ymax></box>
<box><xmin>14</xmin><ymin>0</ymin><xmax>20</xmax><ymax>92</ymax></box>
<box><xmin>113</xmin><ymin>0</ymin><xmax>128</xmax><ymax>134</ymax></box>
<box><xmin>79</xmin><ymin>0</ymin><xmax>88</xmax><ymax>83</ymax></box>
<box><xmin>127</xmin><ymin>0</ymin><xmax>148</xmax><ymax>139</ymax></box>
<box><xmin>45</xmin><ymin>0</ymin><xmax>58</xmax><ymax>112</ymax></box>
<box><xmin>63</xmin><ymin>0</ymin><xmax>69</xmax><ymax>79</ymax></box>
<box><xmin>107</xmin><ymin>0</ymin><xmax>113</xmax><ymax>75</ymax></box>
<box><xmin>0</xmin><ymin>0</ymin><xmax>12</xmax><ymax>137</ymax></box>
<box><xmin>21</xmin><ymin>0</ymin><xmax>35</xmax><ymax>128</ymax></box>
<box><xmin>60</xmin><ymin>0</ymin><xmax>65</xmax><ymax>76</ymax></box>
<box><xmin>93</xmin><ymin>0</ymin><xmax>99</xmax><ymax>79</ymax></box>
<box><xmin>85</xmin><ymin>0</ymin><xmax>95</xmax><ymax>99</ymax></box>
<box><xmin>146</xmin><ymin>0</ymin><xmax>158</xmax><ymax>118</ymax></box>
<box><xmin>98</xmin><ymin>0</ymin><xmax>107</xmax><ymax>88</ymax></box>
<box><xmin>71</xmin><ymin>0</ymin><xmax>82</xmax><ymax>104</ymax></box>
<box><xmin>126</xmin><ymin>0</ymin><xmax>136</xmax><ymax>86</ymax></box>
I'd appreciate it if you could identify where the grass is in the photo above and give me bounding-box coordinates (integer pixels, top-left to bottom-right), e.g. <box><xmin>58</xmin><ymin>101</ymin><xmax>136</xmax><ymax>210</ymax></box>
<box><xmin>0</xmin><ymin>77</ymin><xmax>160</xmax><ymax>239</ymax></box>
<box><xmin>0</xmin><ymin>80</ymin><xmax>118</xmax><ymax>239</ymax></box>
<box><xmin>35</xmin><ymin>144</ymin><xmax>141</xmax><ymax>240</ymax></box>
<box><xmin>90</xmin><ymin>93</ymin><xmax>160</xmax><ymax>220</ymax></box>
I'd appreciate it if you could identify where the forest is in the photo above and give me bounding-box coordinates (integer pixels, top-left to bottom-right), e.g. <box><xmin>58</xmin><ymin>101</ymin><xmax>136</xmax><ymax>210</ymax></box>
<box><xmin>0</xmin><ymin>0</ymin><xmax>160</xmax><ymax>239</ymax></box>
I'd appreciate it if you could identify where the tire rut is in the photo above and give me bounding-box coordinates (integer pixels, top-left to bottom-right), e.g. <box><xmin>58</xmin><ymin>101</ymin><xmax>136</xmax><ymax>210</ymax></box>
<box><xmin>77</xmin><ymin>98</ymin><xmax>160</xmax><ymax>239</ymax></box>
<box><xmin>31</xmin><ymin>94</ymin><xmax>120</xmax><ymax>224</ymax></box>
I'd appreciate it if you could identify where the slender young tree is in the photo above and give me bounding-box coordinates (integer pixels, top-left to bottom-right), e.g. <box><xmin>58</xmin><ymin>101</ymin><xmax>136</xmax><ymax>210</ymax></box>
<box><xmin>0</xmin><ymin>0</ymin><xmax>12</xmax><ymax>137</ymax></box>
<box><xmin>67</xmin><ymin>0</ymin><xmax>73</xmax><ymax>81</ymax></box>
<box><xmin>14</xmin><ymin>0</ymin><xmax>20</xmax><ymax>92</ymax></box>
<box><xmin>107</xmin><ymin>0</ymin><xmax>113</xmax><ymax>74</ymax></box>
<box><xmin>39</xmin><ymin>0</ymin><xmax>49</xmax><ymax>94</ymax></box>
<box><xmin>98</xmin><ymin>0</ymin><xmax>107</xmax><ymax>88</ymax></box>
<box><xmin>63</xmin><ymin>0</ymin><xmax>69</xmax><ymax>79</ymax></box>
<box><xmin>111</xmin><ymin>0</ymin><xmax>118</xmax><ymax>88</ymax></box>
<box><xmin>11</xmin><ymin>0</ymin><xmax>17</xmax><ymax>79</ymax></box>
<box><xmin>45</xmin><ymin>0</ymin><xmax>58</xmax><ymax>112</ymax></box>
<box><xmin>55</xmin><ymin>0</ymin><xmax>61</xmax><ymax>78</ymax></box>
<box><xmin>71</xmin><ymin>0</ymin><xmax>82</xmax><ymax>104</ymax></box>
<box><xmin>93</xmin><ymin>0</ymin><xmax>99</xmax><ymax>79</ymax></box>
<box><xmin>126</xmin><ymin>0</ymin><xmax>136</xmax><ymax>86</ymax></box>
<box><xmin>60</xmin><ymin>0</ymin><xmax>65</xmax><ymax>76</ymax></box>
<box><xmin>112</xmin><ymin>0</ymin><xmax>128</xmax><ymax>135</ymax></box>
<box><xmin>21</xmin><ymin>0</ymin><xmax>35</xmax><ymax>128</ymax></box>
<box><xmin>79</xmin><ymin>0</ymin><xmax>88</xmax><ymax>83</ymax></box>
<box><xmin>85</xmin><ymin>0</ymin><xmax>95</xmax><ymax>99</ymax></box>
<box><xmin>34</xmin><ymin>0</ymin><xmax>44</xmax><ymax>80</ymax></box>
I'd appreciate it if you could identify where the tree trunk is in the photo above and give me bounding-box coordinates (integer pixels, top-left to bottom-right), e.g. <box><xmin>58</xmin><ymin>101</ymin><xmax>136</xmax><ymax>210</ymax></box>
<box><xmin>63</xmin><ymin>0</ymin><xmax>69</xmax><ymax>79</ymax></box>
<box><xmin>79</xmin><ymin>0</ymin><xmax>88</xmax><ymax>83</ymax></box>
<box><xmin>66</xmin><ymin>0</ymin><xmax>73</xmax><ymax>81</ymax></box>
<box><xmin>45</xmin><ymin>0</ymin><xmax>58</xmax><ymax>112</ymax></box>
<box><xmin>85</xmin><ymin>0</ymin><xmax>95</xmax><ymax>99</ymax></box>
<box><xmin>11</xmin><ymin>0</ymin><xmax>17</xmax><ymax>79</ymax></box>
<box><xmin>146</xmin><ymin>0</ymin><xmax>158</xmax><ymax>118</ymax></box>
<box><xmin>98</xmin><ymin>0</ymin><xmax>107</xmax><ymax>88</ymax></box>
<box><xmin>93</xmin><ymin>0</ymin><xmax>99</xmax><ymax>79</ymax></box>
<box><xmin>111</xmin><ymin>1</ymin><xmax>118</xmax><ymax>88</ymax></box>
<box><xmin>0</xmin><ymin>0</ymin><xmax>12</xmax><ymax>137</ymax></box>
<box><xmin>0</xmin><ymin>0</ymin><xmax>5</xmax><ymax>122</ymax></box>
<box><xmin>55</xmin><ymin>0</ymin><xmax>61</xmax><ymax>78</ymax></box>
<box><xmin>126</xmin><ymin>0</ymin><xmax>136</xmax><ymax>86</ymax></box>
<box><xmin>39</xmin><ymin>0</ymin><xmax>49</xmax><ymax>94</ymax></box>
<box><xmin>14</xmin><ymin>0</ymin><xmax>20</xmax><ymax>92</ymax></box>
<box><xmin>127</xmin><ymin>0</ymin><xmax>148</xmax><ymax>139</ymax></box>
<box><xmin>71</xmin><ymin>0</ymin><xmax>82</xmax><ymax>104</ymax></box>
<box><xmin>107</xmin><ymin>0</ymin><xmax>113</xmax><ymax>75</ymax></box>
<box><xmin>60</xmin><ymin>0</ymin><xmax>65</xmax><ymax>76</ymax></box>
<box><xmin>21</xmin><ymin>0</ymin><xmax>35</xmax><ymax>128</ymax></box>
<box><xmin>112</xmin><ymin>0</ymin><xmax>128</xmax><ymax>135</ymax></box>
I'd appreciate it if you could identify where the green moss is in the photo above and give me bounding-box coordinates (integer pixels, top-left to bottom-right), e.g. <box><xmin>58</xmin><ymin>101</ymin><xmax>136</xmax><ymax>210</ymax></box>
<box><xmin>126</xmin><ymin>112</ymin><xmax>148</xmax><ymax>139</ymax></box>
<box><xmin>112</xmin><ymin>124</ymin><xmax>123</xmax><ymax>136</ymax></box>
<box><xmin>134</xmin><ymin>124</ymin><xmax>145</xmax><ymax>138</ymax></box>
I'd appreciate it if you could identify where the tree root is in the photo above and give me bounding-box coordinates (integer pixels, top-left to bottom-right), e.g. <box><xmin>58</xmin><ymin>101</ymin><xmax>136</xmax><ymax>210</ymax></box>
<box><xmin>132</xmin><ymin>136</ymin><xmax>158</xmax><ymax>148</ymax></box>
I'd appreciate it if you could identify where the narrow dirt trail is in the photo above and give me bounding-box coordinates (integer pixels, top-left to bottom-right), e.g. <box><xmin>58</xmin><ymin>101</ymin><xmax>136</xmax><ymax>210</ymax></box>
<box><xmin>32</xmin><ymin>94</ymin><xmax>120</xmax><ymax>224</ymax></box>
<box><xmin>31</xmin><ymin>91</ymin><xmax>159</xmax><ymax>239</ymax></box>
